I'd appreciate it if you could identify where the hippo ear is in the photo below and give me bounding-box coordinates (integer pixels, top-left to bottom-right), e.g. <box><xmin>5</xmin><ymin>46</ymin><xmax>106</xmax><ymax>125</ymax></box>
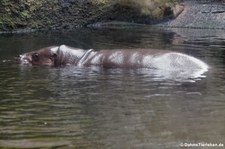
<box><xmin>50</xmin><ymin>53</ymin><xmax>57</xmax><ymax>61</ymax></box>
<box><xmin>50</xmin><ymin>47</ymin><xmax>59</xmax><ymax>60</ymax></box>
<box><xmin>50</xmin><ymin>46</ymin><xmax>59</xmax><ymax>55</ymax></box>
<box><xmin>50</xmin><ymin>53</ymin><xmax>59</xmax><ymax>66</ymax></box>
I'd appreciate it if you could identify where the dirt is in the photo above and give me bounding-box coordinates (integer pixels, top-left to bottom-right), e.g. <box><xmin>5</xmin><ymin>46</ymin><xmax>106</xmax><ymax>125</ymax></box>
<box><xmin>159</xmin><ymin>0</ymin><xmax>225</xmax><ymax>29</ymax></box>
<box><xmin>0</xmin><ymin>0</ymin><xmax>181</xmax><ymax>33</ymax></box>
<box><xmin>1</xmin><ymin>0</ymin><xmax>224</xmax><ymax>33</ymax></box>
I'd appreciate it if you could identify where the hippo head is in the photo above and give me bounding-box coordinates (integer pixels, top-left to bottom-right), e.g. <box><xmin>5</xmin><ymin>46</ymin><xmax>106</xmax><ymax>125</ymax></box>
<box><xmin>16</xmin><ymin>46</ymin><xmax>58</xmax><ymax>66</ymax></box>
<box><xmin>16</xmin><ymin>45</ymin><xmax>87</xmax><ymax>66</ymax></box>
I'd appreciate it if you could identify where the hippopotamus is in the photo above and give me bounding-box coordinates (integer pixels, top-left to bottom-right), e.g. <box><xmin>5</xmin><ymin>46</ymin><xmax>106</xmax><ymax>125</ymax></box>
<box><xmin>16</xmin><ymin>45</ymin><xmax>208</xmax><ymax>74</ymax></box>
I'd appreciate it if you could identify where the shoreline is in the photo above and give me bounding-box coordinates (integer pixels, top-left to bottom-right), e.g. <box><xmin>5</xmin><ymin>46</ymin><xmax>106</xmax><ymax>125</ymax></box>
<box><xmin>1</xmin><ymin>0</ymin><xmax>225</xmax><ymax>33</ymax></box>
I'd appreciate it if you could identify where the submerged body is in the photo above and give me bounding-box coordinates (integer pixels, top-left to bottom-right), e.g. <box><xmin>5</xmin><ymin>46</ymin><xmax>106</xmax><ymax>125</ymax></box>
<box><xmin>16</xmin><ymin>45</ymin><xmax>209</xmax><ymax>77</ymax></box>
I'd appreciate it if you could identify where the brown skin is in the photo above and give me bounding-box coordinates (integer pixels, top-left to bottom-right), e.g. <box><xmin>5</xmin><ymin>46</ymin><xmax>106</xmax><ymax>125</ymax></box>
<box><xmin>16</xmin><ymin>46</ymin><xmax>171</xmax><ymax>67</ymax></box>
<box><xmin>17</xmin><ymin>46</ymin><xmax>57</xmax><ymax>66</ymax></box>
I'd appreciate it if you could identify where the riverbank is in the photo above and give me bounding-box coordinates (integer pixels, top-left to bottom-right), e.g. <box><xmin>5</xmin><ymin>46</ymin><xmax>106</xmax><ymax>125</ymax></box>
<box><xmin>159</xmin><ymin>0</ymin><xmax>225</xmax><ymax>29</ymax></box>
<box><xmin>0</xmin><ymin>0</ymin><xmax>225</xmax><ymax>33</ymax></box>
<box><xmin>0</xmin><ymin>0</ymin><xmax>180</xmax><ymax>33</ymax></box>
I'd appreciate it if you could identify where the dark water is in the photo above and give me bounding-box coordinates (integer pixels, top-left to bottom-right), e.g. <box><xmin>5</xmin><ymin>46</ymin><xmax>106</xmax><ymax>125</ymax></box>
<box><xmin>0</xmin><ymin>27</ymin><xmax>225</xmax><ymax>149</ymax></box>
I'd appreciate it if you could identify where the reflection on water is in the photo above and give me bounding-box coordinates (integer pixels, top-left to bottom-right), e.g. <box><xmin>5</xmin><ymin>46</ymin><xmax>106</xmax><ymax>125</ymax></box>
<box><xmin>0</xmin><ymin>27</ymin><xmax>225</xmax><ymax>148</ymax></box>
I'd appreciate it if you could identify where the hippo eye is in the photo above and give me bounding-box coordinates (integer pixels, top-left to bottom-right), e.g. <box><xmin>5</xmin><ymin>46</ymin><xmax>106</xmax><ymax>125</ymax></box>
<box><xmin>32</xmin><ymin>53</ymin><xmax>39</xmax><ymax>61</ymax></box>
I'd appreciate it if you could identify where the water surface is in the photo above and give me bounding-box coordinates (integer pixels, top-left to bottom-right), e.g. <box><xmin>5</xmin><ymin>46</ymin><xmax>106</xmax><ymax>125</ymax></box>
<box><xmin>0</xmin><ymin>27</ymin><xmax>225</xmax><ymax>148</ymax></box>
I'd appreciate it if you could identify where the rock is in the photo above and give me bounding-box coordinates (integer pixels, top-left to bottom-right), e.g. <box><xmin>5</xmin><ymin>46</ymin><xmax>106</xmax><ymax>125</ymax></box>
<box><xmin>172</xmin><ymin>3</ymin><xmax>185</xmax><ymax>18</ymax></box>
<box><xmin>158</xmin><ymin>0</ymin><xmax>225</xmax><ymax>29</ymax></box>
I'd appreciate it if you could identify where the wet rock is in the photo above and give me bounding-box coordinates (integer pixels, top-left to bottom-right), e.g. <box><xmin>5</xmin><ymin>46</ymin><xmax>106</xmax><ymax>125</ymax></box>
<box><xmin>159</xmin><ymin>0</ymin><xmax>225</xmax><ymax>29</ymax></box>
<box><xmin>172</xmin><ymin>3</ymin><xmax>185</xmax><ymax>18</ymax></box>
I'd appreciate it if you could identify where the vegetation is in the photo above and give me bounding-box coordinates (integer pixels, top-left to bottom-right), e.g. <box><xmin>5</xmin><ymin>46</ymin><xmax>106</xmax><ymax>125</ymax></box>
<box><xmin>92</xmin><ymin>0</ymin><xmax>176</xmax><ymax>18</ymax></box>
<box><xmin>0</xmin><ymin>0</ymin><xmax>46</xmax><ymax>29</ymax></box>
<box><xmin>0</xmin><ymin>0</ymin><xmax>178</xmax><ymax>31</ymax></box>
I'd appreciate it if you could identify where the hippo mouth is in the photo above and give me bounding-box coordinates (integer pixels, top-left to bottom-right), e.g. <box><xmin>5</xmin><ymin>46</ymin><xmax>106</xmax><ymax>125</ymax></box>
<box><xmin>15</xmin><ymin>55</ymin><xmax>31</xmax><ymax>65</ymax></box>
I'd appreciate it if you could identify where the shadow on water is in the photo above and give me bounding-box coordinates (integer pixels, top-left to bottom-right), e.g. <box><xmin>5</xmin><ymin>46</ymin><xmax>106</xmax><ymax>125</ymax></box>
<box><xmin>0</xmin><ymin>27</ymin><xmax>225</xmax><ymax>148</ymax></box>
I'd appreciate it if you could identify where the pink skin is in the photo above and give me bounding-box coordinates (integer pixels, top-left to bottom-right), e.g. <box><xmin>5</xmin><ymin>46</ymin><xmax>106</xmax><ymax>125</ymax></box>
<box><xmin>16</xmin><ymin>46</ymin><xmax>169</xmax><ymax>68</ymax></box>
<box><xmin>16</xmin><ymin>45</ymin><xmax>209</xmax><ymax>74</ymax></box>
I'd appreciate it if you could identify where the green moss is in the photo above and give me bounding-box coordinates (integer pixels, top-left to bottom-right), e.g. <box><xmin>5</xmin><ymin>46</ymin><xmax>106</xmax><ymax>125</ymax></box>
<box><xmin>0</xmin><ymin>0</ymin><xmax>47</xmax><ymax>30</ymax></box>
<box><xmin>1</xmin><ymin>0</ymin><xmax>9</xmax><ymax>6</ymax></box>
<box><xmin>0</xmin><ymin>0</ymin><xmax>178</xmax><ymax>31</ymax></box>
<box><xmin>21</xmin><ymin>10</ymin><xmax>30</xmax><ymax>19</ymax></box>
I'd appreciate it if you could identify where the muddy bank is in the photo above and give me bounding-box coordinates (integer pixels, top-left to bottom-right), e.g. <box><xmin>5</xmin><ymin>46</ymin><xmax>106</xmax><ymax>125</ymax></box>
<box><xmin>1</xmin><ymin>0</ymin><xmax>225</xmax><ymax>33</ymax></box>
<box><xmin>158</xmin><ymin>0</ymin><xmax>225</xmax><ymax>29</ymax></box>
<box><xmin>0</xmin><ymin>0</ymin><xmax>180</xmax><ymax>33</ymax></box>
<box><xmin>91</xmin><ymin>0</ymin><xmax>225</xmax><ymax>29</ymax></box>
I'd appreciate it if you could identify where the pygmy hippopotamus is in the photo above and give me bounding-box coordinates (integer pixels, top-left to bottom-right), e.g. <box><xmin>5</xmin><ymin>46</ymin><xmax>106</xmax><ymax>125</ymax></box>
<box><xmin>16</xmin><ymin>45</ymin><xmax>209</xmax><ymax>76</ymax></box>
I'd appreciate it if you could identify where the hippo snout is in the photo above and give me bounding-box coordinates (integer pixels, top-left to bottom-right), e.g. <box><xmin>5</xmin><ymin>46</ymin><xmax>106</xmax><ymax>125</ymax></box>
<box><xmin>15</xmin><ymin>55</ymin><xmax>21</xmax><ymax>63</ymax></box>
<box><xmin>15</xmin><ymin>54</ymin><xmax>30</xmax><ymax>64</ymax></box>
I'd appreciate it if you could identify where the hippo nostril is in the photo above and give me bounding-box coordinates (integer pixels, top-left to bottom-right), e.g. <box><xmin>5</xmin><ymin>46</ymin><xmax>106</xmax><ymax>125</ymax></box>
<box><xmin>15</xmin><ymin>55</ymin><xmax>26</xmax><ymax>64</ymax></box>
<box><xmin>15</xmin><ymin>55</ymin><xmax>21</xmax><ymax>60</ymax></box>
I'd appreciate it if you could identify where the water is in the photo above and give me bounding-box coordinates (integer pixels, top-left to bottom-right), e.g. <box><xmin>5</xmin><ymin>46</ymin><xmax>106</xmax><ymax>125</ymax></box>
<box><xmin>0</xmin><ymin>27</ymin><xmax>225</xmax><ymax>149</ymax></box>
